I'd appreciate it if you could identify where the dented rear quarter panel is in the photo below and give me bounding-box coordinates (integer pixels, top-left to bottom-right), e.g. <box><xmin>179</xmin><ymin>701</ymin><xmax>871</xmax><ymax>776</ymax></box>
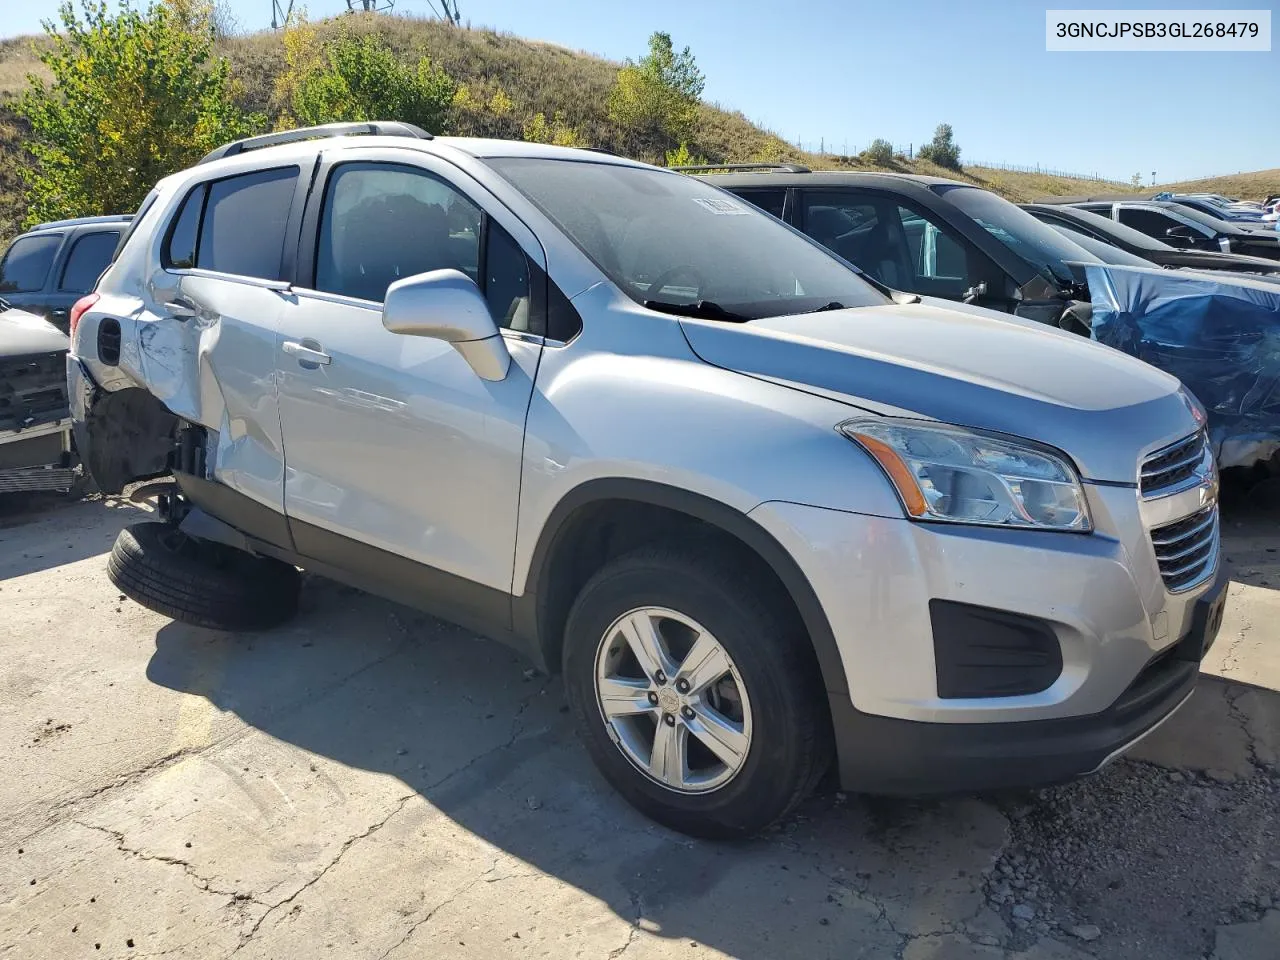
<box><xmin>73</xmin><ymin>167</ymin><xmax>291</xmax><ymax>514</ymax></box>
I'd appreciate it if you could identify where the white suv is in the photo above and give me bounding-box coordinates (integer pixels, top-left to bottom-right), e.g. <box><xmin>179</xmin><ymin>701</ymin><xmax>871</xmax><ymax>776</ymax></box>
<box><xmin>69</xmin><ymin>123</ymin><xmax>1227</xmax><ymax>837</ymax></box>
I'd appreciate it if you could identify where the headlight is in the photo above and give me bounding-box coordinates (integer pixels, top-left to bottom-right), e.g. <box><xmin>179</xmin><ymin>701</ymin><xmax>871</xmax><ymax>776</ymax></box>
<box><xmin>840</xmin><ymin>419</ymin><xmax>1091</xmax><ymax>532</ymax></box>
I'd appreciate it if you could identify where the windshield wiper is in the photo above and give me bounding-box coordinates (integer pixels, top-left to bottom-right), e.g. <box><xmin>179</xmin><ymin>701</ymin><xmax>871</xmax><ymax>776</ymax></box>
<box><xmin>799</xmin><ymin>301</ymin><xmax>847</xmax><ymax>314</ymax></box>
<box><xmin>643</xmin><ymin>299</ymin><xmax>751</xmax><ymax>322</ymax></box>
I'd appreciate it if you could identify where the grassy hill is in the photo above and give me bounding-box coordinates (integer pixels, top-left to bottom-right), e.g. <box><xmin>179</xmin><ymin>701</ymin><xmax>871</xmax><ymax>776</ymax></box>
<box><xmin>0</xmin><ymin>14</ymin><xmax>1272</xmax><ymax>243</ymax></box>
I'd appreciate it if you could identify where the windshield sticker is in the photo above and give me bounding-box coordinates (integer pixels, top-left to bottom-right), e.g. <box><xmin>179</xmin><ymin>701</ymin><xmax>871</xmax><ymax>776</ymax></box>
<box><xmin>692</xmin><ymin>197</ymin><xmax>750</xmax><ymax>215</ymax></box>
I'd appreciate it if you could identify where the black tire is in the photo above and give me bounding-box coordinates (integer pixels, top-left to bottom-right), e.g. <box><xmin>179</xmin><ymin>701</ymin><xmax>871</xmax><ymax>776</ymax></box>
<box><xmin>562</xmin><ymin>544</ymin><xmax>832</xmax><ymax>839</ymax></box>
<box><xmin>107</xmin><ymin>521</ymin><xmax>300</xmax><ymax>631</ymax></box>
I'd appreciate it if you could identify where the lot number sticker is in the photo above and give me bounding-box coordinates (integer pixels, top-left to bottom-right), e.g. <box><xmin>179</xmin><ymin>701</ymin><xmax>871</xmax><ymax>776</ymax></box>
<box><xmin>692</xmin><ymin>197</ymin><xmax>751</xmax><ymax>215</ymax></box>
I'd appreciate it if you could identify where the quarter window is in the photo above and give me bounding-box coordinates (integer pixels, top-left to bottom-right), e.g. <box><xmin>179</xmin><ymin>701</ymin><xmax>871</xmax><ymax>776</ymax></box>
<box><xmin>0</xmin><ymin>233</ymin><xmax>62</xmax><ymax>293</ymax></box>
<box><xmin>59</xmin><ymin>231</ymin><xmax>120</xmax><ymax>292</ymax></box>
<box><xmin>165</xmin><ymin>185</ymin><xmax>205</xmax><ymax>269</ymax></box>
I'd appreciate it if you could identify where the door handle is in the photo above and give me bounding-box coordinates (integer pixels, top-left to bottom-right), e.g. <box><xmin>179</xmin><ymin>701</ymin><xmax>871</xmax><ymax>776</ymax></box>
<box><xmin>282</xmin><ymin>340</ymin><xmax>332</xmax><ymax>366</ymax></box>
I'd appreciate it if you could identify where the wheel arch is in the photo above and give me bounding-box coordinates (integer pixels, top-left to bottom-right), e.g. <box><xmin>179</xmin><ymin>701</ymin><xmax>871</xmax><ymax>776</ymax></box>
<box><xmin>515</xmin><ymin>478</ymin><xmax>849</xmax><ymax>702</ymax></box>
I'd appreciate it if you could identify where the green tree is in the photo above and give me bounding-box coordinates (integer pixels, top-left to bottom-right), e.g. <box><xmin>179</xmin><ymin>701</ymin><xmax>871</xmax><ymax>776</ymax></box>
<box><xmin>280</xmin><ymin>25</ymin><xmax>455</xmax><ymax>133</ymax></box>
<box><xmin>864</xmin><ymin>138</ymin><xmax>895</xmax><ymax>165</ymax></box>
<box><xmin>607</xmin><ymin>32</ymin><xmax>705</xmax><ymax>155</ymax></box>
<box><xmin>917</xmin><ymin>123</ymin><xmax>961</xmax><ymax>170</ymax></box>
<box><xmin>16</xmin><ymin>0</ymin><xmax>260</xmax><ymax>225</ymax></box>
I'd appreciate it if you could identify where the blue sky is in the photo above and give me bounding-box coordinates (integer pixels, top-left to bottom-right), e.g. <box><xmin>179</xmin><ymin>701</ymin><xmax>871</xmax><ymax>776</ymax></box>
<box><xmin>4</xmin><ymin>0</ymin><xmax>1277</xmax><ymax>182</ymax></box>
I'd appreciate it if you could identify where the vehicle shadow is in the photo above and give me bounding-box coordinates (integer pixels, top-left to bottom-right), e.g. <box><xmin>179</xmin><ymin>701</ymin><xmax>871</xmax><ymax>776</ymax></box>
<box><xmin>143</xmin><ymin>577</ymin><xmax>1280</xmax><ymax>960</ymax></box>
<box><xmin>0</xmin><ymin>494</ymin><xmax>144</xmax><ymax>580</ymax></box>
<box><xmin>1220</xmin><ymin>497</ymin><xmax>1280</xmax><ymax>590</ymax></box>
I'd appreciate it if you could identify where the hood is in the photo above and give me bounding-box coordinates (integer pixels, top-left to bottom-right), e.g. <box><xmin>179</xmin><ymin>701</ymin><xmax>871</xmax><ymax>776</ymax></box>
<box><xmin>679</xmin><ymin>302</ymin><xmax>1196</xmax><ymax>483</ymax></box>
<box><xmin>0</xmin><ymin>307</ymin><xmax>69</xmax><ymax>359</ymax></box>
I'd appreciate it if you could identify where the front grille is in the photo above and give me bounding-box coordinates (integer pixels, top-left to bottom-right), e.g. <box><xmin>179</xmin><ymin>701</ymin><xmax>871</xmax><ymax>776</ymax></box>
<box><xmin>0</xmin><ymin>351</ymin><xmax>70</xmax><ymax>433</ymax></box>
<box><xmin>1150</xmin><ymin>506</ymin><xmax>1218</xmax><ymax>592</ymax></box>
<box><xmin>1140</xmin><ymin>431</ymin><xmax>1209</xmax><ymax>497</ymax></box>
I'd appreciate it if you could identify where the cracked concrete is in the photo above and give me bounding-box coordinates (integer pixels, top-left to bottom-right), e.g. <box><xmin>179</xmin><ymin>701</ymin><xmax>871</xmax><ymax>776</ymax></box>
<box><xmin>1</xmin><ymin>496</ymin><xmax>1278</xmax><ymax>960</ymax></box>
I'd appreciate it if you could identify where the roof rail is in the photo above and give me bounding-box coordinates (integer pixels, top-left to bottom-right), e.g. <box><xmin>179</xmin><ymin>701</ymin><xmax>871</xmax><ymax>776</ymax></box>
<box><xmin>30</xmin><ymin>214</ymin><xmax>134</xmax><ymax>232</ymax></box>
<box><xmin>199</xmin><ymin>121</ymin><xmax>433</xmax><ymax>165</ymax></box>
<box><xmin>671</xmin><ymin>162</ymin><xmax>811</xmax><ymax>174</ymax></box>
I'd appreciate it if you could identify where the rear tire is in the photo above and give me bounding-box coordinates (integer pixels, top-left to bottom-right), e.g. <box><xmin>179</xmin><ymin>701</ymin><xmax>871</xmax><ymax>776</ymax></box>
<box><xmin>563</xmin><ymin>544</ymin><xmax>831</xmax><ymax>839</ymax></box>
<box><xmin>107</xmin><ymin>521</ymin><xmax>299</xmax><ymax>631</ymax></box>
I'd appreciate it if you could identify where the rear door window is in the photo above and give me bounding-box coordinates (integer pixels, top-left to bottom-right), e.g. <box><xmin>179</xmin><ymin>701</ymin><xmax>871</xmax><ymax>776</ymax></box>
<box><xmin>0</xmin><ymin>233</ymin><xmax>62</xmax><ymax>293</ymax></box>
<box><xmin>197</xmin><ymin>168</ymin><xmax>299</xmax><ymax>280</ymax></box>
<box><xmin>59</xmin><ymin>230</ymin><xmax>121</xmax><ymax>291</ymax></box>
<box><xmin>162</xmin><ymin>168</ymin><xmax>299</xmax><ymax>281</ymax></box>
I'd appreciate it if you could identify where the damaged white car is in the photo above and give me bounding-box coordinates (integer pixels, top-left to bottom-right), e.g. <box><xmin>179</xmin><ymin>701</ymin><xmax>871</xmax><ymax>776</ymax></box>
<box><xmin>70</xmin><ymin>123</ymin><xmax>1226</xmax><ymax>838</ymax></box>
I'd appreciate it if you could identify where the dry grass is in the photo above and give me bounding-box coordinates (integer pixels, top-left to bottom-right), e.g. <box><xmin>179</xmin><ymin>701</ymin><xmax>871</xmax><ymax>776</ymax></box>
<box><xmin>0</xmin><ymin>13</ymin><xmax>1271</xmax><ymax>246</ymax></box>
<box><xmin>1155</xmin><ymin>169</ymin><xmax>1280</xmax><ymax>201</ymax></box>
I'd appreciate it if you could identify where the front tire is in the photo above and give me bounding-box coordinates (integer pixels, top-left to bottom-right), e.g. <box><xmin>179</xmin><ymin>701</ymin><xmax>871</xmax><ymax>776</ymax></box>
<box><xmin>563</xmin><ymin>545</ymin><xmax>831</xmax><ymax>838</ymax></box>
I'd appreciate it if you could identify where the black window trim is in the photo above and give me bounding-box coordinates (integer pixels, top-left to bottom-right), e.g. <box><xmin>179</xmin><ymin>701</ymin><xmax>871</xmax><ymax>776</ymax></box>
<box><xmin>159</xmin><ymin>163</ymin><xmax>306</xmax><ymax>285</ymax></box>
<box><xmin>57</xmin><ymin>228</ymin><xmax>122</xmax><ymax>291</ymax></box>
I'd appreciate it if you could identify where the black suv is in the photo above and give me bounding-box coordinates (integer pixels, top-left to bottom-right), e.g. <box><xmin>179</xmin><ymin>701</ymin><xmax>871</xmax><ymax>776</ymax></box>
<box><xmin>0</xmin><ymin>215</ymin><xmax>132</xmax><ymax>332</ymax></box>
<box><xmin>690</xmin><ymin>166</ymin><xmax>1099</xmax><ymax>318</ymax></box>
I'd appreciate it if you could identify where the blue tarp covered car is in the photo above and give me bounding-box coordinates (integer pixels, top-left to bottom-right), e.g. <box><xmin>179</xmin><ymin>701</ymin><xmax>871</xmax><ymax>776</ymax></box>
<box><xmin>1083</xmin><ymin>263</ymin><xmax>1280</xmax><ymax>470</ymax></box>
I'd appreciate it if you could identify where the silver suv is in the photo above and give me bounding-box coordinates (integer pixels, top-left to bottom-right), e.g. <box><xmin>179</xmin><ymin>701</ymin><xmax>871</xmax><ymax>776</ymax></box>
<box><xmin>69</xmin><ymin>123</ymin><xmax>1227</xmax><ymax>838</ymax></box>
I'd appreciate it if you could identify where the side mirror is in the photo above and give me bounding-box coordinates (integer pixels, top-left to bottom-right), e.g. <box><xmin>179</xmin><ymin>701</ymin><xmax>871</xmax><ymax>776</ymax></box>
<box><xmin>1164</xmin><ymin>224</ymin><xmax>1195</xmax><ymax>243</ymax></box>
<box><xmin>382</xmin><ymin>269</ymin><xmax>510</xmax><ymax>382</ymax></box>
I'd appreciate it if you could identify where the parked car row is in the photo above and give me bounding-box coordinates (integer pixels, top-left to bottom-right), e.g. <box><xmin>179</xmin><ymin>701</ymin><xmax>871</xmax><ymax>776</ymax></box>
<box><xmin>61</xmin><ymin>123</ymin><xmax>1226</xmax><ymax>838</ymax></box>
<box><xmin>1153</xmin><ymin>190</ymin><xmax>1279</xmax><ymax>227</ymax></box>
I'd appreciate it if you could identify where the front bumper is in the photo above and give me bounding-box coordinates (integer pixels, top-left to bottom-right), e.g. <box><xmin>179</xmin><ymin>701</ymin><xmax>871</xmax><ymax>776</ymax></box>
<box><xmin>748</xmin><ymin>479</ymin><xmax>1225</xmax><ymax>794</ymax></box>
<box><xmin>828</xmin><ymin>561</ymin><xmax>1225</xmax><ymax>793</ymax></box>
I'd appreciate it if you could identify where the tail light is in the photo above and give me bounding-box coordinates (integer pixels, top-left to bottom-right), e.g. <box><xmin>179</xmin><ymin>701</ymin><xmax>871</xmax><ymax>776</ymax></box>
<box><xmin>69</xmin><ymin>293</ymin><xmax>100</xmax><ymax>339</ymax></box>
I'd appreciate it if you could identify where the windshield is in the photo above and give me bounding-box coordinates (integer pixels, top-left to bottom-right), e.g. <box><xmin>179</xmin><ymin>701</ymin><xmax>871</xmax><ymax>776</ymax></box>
<box><xmin>933</xmin><ymin>184</ymin><xmax>1101</xmax><ymax>286</ymax></box>
<box><xmin>1046</xmin><ymin>224</ymin><xmax>1155</xmax><ymax>267</ymax></box>
<box><xmin>486</xmin><ymin>158</ymin><xmax>886</xmax><ymax>319</ymax></box>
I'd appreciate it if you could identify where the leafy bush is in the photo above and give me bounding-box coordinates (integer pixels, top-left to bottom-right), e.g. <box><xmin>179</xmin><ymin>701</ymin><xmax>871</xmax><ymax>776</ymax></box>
<box><xmin>864</xmin><ymin>138</ymin><xmax>895</xmax><ymax>165</ymax></box>
<box><xmin>663</xmin><ymin>142</ymin><xmax>707</xmax><ymax>168</ymax></box>
<box><xmin>15</xmin><ymin>0</ymin><xmax>261</xmax><ymax>225</ymax></box>
<box><xmin>607</xmin><ymin>32</ymin><xmax>704</xmax><ymax>159</ymax></box>
<box><xmin>277</xmin><ymin>21</ymin><xmax>455</xmax><ymax>133</ymax></box>
<box><xmin>522</xmin><ymin>111</ymin><xmax>587</xmax><ymax>148</ymax></box>
<box><xmin>917</xmin><ymin>123</ymin><xmax>961</xmax><ymax>170</ymax></box>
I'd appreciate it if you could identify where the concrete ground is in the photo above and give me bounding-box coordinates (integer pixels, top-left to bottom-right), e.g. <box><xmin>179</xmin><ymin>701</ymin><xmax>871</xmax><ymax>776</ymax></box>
<box><xmin>0</xmin><ymin>494</ymin><xmax>1277</xmax><ymax>960</ymax></box>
